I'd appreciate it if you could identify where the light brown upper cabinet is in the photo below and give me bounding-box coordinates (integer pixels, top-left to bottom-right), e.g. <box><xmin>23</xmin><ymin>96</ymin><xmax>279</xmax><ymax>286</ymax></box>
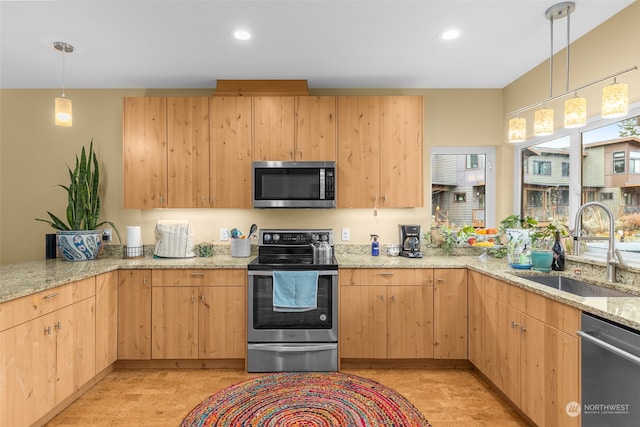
<box><xmin>337</xmin><ymin>96</ymin><xmax>423</xmax><ymax>208</ymax></box>
<box><xmin>123</xmin><ymin>97</ymin><xmax>168</xmax><ymax>209</ymax></box>
<box><xmin>210</xmin><ymin>97</ymin><xmax>253</xmax><ymax>208</ymax></box>
<box><xmin>167</xmin><ymin>97</ymin><xmax>210</xmax><ymax>208</ymax></box>
<box><xmin>253</xmin><ymin>96</ymin><xmax>337</xmax><ymax>161</ymax></box>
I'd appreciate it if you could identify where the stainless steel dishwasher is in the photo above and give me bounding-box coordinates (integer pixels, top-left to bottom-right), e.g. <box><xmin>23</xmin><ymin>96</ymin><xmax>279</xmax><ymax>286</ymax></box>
<box><xmin>578</xmin><ymin>313</ymin><xmax>640</xmax><ymax>427</ymax></box>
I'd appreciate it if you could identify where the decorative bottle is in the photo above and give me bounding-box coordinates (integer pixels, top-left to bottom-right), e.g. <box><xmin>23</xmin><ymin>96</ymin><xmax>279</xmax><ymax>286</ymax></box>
<box><xmin>552</xmin><ymin>231</ymin><xmax>565</xmax><ymax>271</ymax></box>
<box><xmin>370</xmin><ymin>234</ymin><xmax>380</xmax><ymax>256</ymax></box>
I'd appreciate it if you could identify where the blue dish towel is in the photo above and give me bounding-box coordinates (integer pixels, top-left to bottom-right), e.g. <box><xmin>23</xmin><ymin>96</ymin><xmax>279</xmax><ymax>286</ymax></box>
<box><xmin>273</xmin><ymin>270</ymin><xmax>319</xmax><ymax>312</ymax></box>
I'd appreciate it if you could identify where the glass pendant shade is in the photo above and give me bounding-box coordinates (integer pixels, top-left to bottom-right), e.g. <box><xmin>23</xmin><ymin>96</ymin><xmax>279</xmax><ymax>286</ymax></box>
<box><xmin>534</xmin><ymin>108</ymin><xmax>554</xmax><ymax>136</ymax></box>
<box><xmin>508</xmin><ymin>117</ymin><xmax>526</xmax><ymax>143</ymax></box>
<box><xmin>55</xmin><ymin>97</ymin><xmax>72</xmax><ymax>126</ymax></box>
<box><xmin>602</xmin><ymin>83</ymin><xmax>629</xmax><ymax>118</ymax></box>
<box><xmin>564</xmin><ymin>97</ymin><xmax>587</xmax><ymax>128</ymax></box>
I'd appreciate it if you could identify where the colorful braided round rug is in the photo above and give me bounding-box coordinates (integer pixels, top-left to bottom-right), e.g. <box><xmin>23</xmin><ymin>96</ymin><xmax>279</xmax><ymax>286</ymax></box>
<box><xmin>180</xmin><ymin>372</ymin><xmax>431</xmax><ymax>427</ymax></box>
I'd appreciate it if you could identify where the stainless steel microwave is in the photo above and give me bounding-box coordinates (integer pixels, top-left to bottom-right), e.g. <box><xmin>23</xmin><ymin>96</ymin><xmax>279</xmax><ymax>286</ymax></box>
<box><xmin>252</xmin><ymin>161</ymin><xmax>336</xmax><ymax>208</ymax></box>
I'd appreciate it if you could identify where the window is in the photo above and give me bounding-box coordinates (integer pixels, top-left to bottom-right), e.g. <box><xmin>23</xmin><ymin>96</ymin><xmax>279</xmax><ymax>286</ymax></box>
<box><xmin>630</xmin><ymin>151</ymin><xmax>640</xmax><ymax>174</ymax></box>
<box><xmin>527</xmin><ymin>190</ymin><xmax>544</xmax><ymax>207</ymax></box>
<box><xmin>624</xmin><ymin>193</ymin><xmax>633</xmax><ymax>205</ymax></box>
<box><xmin>601</xmin><ymin>192</ymin><xmax>613</xmax><ymax>201</ymax></box>
<box><xmin>454</xmin><ymin>192</ymin><xmax>466</xmax><ymax>202</ymax></box>
<box><xmin>613</xmin><ymin>151</ymin><xmax>626</xmax><ymax>174</ymax></box>
<box><xmin>533</xmin><ymin>161</ymin><xmax>551</xmax><ymax>175</ymax></box>
<box><xmin>466</xmin><ymin>154</ymin><xmax>479</xmax><ymax>169</ymax></box>
<box><xmin>562</xmin><ymin>162</ymin><xmax>570</xmax><ymax>177</ymax></box>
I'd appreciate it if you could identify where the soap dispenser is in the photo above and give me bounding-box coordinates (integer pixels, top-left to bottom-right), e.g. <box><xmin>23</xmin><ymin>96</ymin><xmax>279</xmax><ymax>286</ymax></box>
<box><xmin>370</xmin><ymin>234</ymin><xmax>380</xmax><ymax>256</ymax></box>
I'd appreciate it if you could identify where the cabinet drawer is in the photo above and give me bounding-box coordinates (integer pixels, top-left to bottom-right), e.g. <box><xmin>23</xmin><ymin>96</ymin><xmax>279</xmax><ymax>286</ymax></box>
<box><xmin>339</xmin><ymin>268</ymin><xmax>433</xmax><ymax>286</ymax></box>
<box><xmin>0</xmin><ymin>277</ymin><xmax>96</xmax><ymax>331</ymax></box>
<box><xmin>152</xmin><ymin>269</ymin><xmax>246</xmax><ymax>287</ymax></box>
<box><xmin>525</xmin><ymin>290</ymin><xmax>581</xmax><ymax>335</ymax></box>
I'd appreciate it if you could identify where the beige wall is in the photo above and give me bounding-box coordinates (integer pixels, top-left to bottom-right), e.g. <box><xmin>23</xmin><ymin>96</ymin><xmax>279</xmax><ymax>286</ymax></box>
<box><xmin>0</xmin><ymin>87</ymin><xmax>503</xmax><ymax>264</ymax></box>
<box><xmin>4</xmin><ymin>2</ymin><xmax>637</xmax><ymax>265</ymax></box>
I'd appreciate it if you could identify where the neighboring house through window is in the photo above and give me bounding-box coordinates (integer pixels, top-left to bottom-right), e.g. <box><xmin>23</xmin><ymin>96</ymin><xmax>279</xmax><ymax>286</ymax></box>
<box><xmin>533</xmin><ymin>160</ymin><xmax>551</xmax><ymax>175</ymax></box>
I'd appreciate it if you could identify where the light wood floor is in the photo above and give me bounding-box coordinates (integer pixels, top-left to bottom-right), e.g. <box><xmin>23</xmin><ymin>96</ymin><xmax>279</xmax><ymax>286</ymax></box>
<box><xmin>46</xmin><ymin>368</ymin><xmax>530</xmax><ymax>427</ymax></box>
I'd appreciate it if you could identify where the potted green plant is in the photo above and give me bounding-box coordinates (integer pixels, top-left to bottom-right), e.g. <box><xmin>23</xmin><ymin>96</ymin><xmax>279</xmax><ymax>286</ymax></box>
<box><xmin>529</xmin><ymin>221</ymin><xmax>569</xmax><ymax>272</ymax></box>
<box><xmin>36</xmin><ymin>139</ymin><xmax>120</xmax><ymax>261</ymax></box>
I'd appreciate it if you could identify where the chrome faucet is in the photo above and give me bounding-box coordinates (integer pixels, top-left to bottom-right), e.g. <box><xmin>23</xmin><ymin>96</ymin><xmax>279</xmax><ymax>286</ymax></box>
<box><xmin>573</xmin><ymin>201</ymin><xmax>625</xmax><ymax>283</ymax></box>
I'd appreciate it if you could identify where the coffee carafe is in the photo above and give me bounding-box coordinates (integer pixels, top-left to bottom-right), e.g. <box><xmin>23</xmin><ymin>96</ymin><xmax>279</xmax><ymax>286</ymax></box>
<box><xmin>399</xmin><ymin>224</ymin><xmax>422</xmax><ymax>258</ymax></box>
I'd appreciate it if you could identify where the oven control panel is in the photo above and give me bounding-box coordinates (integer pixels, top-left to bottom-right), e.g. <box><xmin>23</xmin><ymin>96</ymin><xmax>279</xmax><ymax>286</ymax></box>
<box><xmin>259</xmin><ymin>229</ymin><xmax>333</xmax><ymax>246</ymax></box>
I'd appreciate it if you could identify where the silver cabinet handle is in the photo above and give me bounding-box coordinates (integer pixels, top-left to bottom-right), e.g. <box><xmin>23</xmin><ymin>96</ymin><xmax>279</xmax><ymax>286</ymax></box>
<box><xmin>436</xmin><ymin>278</ymin><xmax>444</xmax><ymax>283</ymax></box>
<box><xmin>160</xmin><ymin>195</ymin><xmax>164</xmax><ymax>203</ymax></box>
<box><xmin>578</xmin><ymin>330</ymin><xmax>640</xmax><ymax>366</ymax></box>
<box><xmin>201</xmin><ymin>294</ymin><xmax>205</xmax><ymax>302</ymax></box>
<box><xmin>520</xmin><ymin>325</ymin><xmax>527</xmax><ymax>334</ymax></box>
<box><xmin>143</xmin><ymin>276</ymin><xmax>147</xmax><ymax>285</ymax></box>
<box><xmin>191</xmin><ymin>293</ymin><xmax>195</xmax><ymax>303</ymax></box>
<box><xmin>191</xmin><ymin>272</ymin><xmax>205</xmax><ymax>277</ymax></box>
<box><xmin>44</xmin><ymin>326</ymin><xmax>51</xmax><ymax>335</ymax></box>
<box><xmin>43</xmin><ymin>292</ymin><xmax>60</xmax><ymax>299</ymax></box>
<box><xmin>511</xmin><ymin>320</ymin><xmax>518</xmax><ymax>328</ymax></box>
<box><xmin>54</xmin><ymin>321</ymin><xmax>61</xmax><ymax>330</ymax></box>
<box><xmin>379</xmin><ymin>272</ymin><xmax>394</xmax><ymax>276</ymax></box>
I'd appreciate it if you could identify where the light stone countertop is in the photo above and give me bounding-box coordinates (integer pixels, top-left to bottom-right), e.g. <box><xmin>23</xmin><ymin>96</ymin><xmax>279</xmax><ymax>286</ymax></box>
<box><xmin>2</xmin><ymin>251</ymin><xmax>640</xmax><ymax>331</ymax></box>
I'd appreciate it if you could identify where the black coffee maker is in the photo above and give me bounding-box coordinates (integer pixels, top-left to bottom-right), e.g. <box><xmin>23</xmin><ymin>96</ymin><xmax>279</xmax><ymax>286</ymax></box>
<box><xmin>399</xmin><ymin>225</ymin><xmax>422</xmax><ymax>258</ymax></box>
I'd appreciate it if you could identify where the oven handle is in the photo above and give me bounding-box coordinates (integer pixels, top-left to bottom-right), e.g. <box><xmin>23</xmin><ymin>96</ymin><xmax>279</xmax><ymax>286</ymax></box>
<box><xmin>249</xmin><ymin>343</ymin><xmax>337</xmax><ymax>352</ymax></box>
<box><xmin>577</xmin><ymin>330</ymin><xmax>640</xmax><ymax>366</ymax></box>
<box><xmin>248</xmin><ymin>270</ymin><xmax>338</xmax><ymax>276</ymax></box>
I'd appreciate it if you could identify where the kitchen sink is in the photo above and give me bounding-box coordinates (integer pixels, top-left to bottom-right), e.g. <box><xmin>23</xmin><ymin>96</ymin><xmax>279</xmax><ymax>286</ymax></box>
<box><xmin>514</xmin><ymin>274</ymin><xmax>634</xmax><ymax>298</ymax></box>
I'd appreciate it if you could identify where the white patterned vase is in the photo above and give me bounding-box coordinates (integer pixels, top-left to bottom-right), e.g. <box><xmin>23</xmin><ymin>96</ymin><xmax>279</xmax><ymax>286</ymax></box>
<box><xmin>57</xmin><ymin>230</ymin><xmax>103</xmax><ymax>261</ymax></box>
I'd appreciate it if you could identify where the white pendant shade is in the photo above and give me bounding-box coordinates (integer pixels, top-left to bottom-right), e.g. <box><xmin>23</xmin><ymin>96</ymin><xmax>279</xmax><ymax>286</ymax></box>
<box><xmin>602</xmin><ymin>82</ymin><xmax>629</xmax><ymax>118</ymax></box>
<box><xmin>508</xmin><ymin>117</ymin><xmax>526</xmax><ymax>143</ymax></box>
<box><xmin>55</xmin><ymin>97</ymin><xmax>72</xmax><ymax>126</ymax></box>
<box><xmin>534</xmin><ymin>108</ymin><xmax>554</xmax><ymax>136</ymax></box>
<box><xmin>564</xmin><ymin>97</ymin><xmax>587</xmax><ymax>128</ymax></box>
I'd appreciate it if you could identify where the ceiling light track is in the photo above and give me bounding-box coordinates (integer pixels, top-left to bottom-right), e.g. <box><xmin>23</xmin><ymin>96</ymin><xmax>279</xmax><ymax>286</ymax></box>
<box><xmin>506</xmin><ymin>1</ymin><xmax>638</xmax><ymax>143</ymax></box>
<box><xmin>506</xmin><ymin>65</ymin><xmax>638</xmax><ymax>118</ymax></box>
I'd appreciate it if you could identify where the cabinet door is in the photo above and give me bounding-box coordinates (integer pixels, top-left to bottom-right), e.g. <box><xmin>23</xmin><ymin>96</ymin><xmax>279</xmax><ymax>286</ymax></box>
<box><xmin>496</xmin><ymin>301</ymin><xmax>522</xmax><ymax>407</ymax></box>
<box><xmin>199</xmin><ymin>286</ymin><xmax>246</xmax><ymax>359</ymax></box>
<box><xmin>152</xmin><ymin>287</ymin><xmax>198</xmax><ymax>359</ymax></box>
<box><xmin>520</xmin><ymin>313</ymin><xmax>546</xmax><ymax>426</ymax></box>
<box><xmin>210</xmin><ymin>96</ymin><xmax>253</xmax><ymax>208</ymax></box>
<box><xmin>467</xmin><ymin>270</ymin><xmax>484</xmax><ymax>369</ymax></box>
<box><xmin>123</xmin><ymin>97</ymin><xmax>167</xmax><ymax>208</ymax></box>
<box><xmin>387</xmin><ymin>285</ymin><xmax>434</xmax><ymax>358</ymax></box>
<box><xmin>55</xmin><ymin>297</ymin><xmax>96</xmax><ymax>405</ymax></box>
<box><xmin>379</xmin><ymin>96</ymin><xmax>423</xmax><ymax>207</ymax></box>
<box><xmin>543</xmin><ymin>326</ymin><xmax>580</xmax><ymax>427</ymax></box>
<box><xmin>339</xmin><ymin>285</ymin><xmax>387</xmax><ymax>358</ymax></box>
<box><xmin>167</xmin><ymin>96</ymin><xmax>210</xmax><ymax>208</ymax></box>
<box><xmin>337</xmin><ymin>96</ymin><xmax>381</xmax><ymax>208</ymax></box>
<box><xmin>0</xmin><ymin>312</ymin><xmax>56</xmax><ymax>426</ymax></box>
<box><xmin>96</xmin><ymin>271</ymin><xmax>118</xmax><ymax>373</ymax></box>
<box><xmin>433</xmin><ymin>269</ymin><xmax>468</xmax><ymax>359</ymax></box>
<box><xmin>295</xmin><ymin>96</ymin><xmax>336</xmax><ymax>161</ymax></box>
<box><xmin>118</xmin><ymin>270</ymin><xmax>152</xmax><ymax>360</ymax></box>
<box><xmin>253</xmin><ymin>96</ymin><xmax>296</xmax><ymax>160</ymax></box>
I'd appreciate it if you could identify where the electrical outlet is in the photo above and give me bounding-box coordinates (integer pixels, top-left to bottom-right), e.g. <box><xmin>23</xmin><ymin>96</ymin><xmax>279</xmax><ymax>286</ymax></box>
<box><xmin>220</xmin><ymin>228</ymin><xmax>230</xmax><ymax>241</ymax></box>
<box><xmin>102</xmin><ymin>228</ymin><xmax>112</xmax><ymax>242</ymax></box>
<box><xmin>341</xmin><ymin>228</ymin><xmax>350</xmax><ymax>241</ymax></box>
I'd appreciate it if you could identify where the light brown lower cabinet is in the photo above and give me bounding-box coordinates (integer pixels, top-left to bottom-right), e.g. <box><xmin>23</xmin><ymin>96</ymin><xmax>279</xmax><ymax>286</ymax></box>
<box><xmin>151</xmin><ymin>269</ymin><xmax>246</xmax><ymax>359</ymax></box>
<box><xmin>96</xmin><ymin>271</ymin><xmax>118</xmax><ymax>372</ymax></box>
<box><xmin>468</xmin><ymin>271</ymin><xmax>580</xmax><ymax>427</ymax></box>
<box><xmin>0</xmin><ymin>279</ymin><xmax>96</xmax><ymax>427</ymax></box>
<box><xmin>118</xmin><ymin>269</ymin><xmax>152</xmax><ymax>360</ymax></box>
<box><xmin>433</xmin><ymin>269</ymin><xmax>468</xmax><ymax>359</ymax></box>
<box><xmin>339</xmin><ymin>268</ymin><xmax>434</xmax><ymax>359</ymax></box>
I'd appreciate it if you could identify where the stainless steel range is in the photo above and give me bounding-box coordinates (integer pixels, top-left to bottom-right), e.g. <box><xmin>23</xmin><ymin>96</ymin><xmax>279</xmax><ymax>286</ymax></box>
<box><xmin>247</xmin><ymin>229</ymin><xmax>338</xmax><ymax>372</ymax></box>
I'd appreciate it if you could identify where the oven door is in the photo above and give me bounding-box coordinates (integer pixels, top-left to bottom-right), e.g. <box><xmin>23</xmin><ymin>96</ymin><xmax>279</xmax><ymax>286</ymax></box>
<box><xmin>248</xmin><ymin>269</ymin><xmax>338</xmax><ymax>343</ymax></box>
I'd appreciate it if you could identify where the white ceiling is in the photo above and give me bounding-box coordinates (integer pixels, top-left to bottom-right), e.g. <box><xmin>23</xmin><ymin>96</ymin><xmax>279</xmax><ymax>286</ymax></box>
<box><xmin>0</xmin><ymin>0</ymin><xmax>634</xmax><ymax>90</ymax></box>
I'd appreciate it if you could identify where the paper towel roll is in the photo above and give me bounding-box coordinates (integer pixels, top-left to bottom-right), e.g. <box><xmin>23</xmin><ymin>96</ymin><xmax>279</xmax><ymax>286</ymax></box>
<box><xmin>126</xmin><ymin>226</ymin><xmax>142</xmax><ymax>256</ymax></box>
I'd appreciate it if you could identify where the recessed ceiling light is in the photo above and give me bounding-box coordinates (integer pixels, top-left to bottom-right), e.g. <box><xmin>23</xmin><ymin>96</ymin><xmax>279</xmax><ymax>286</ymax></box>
<box><xmin>234</xmin><ymin>30</ymin><xmax>251</xmax><ymax>41</ymax></box>
<box><xmin>440</xmin><ymin>29</ymin><xmax>461</xmax><ymax>41</ymax></box>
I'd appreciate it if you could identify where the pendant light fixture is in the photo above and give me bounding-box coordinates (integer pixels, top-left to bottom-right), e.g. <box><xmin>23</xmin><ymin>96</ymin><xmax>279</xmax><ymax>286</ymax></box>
<box><xmin>54</xmin><ymin>41</ymin><xmax>74</xmax><ymax>127</ymax></box>
<box><xmin>564</xmin><ymin>94</ymin><xmax>587</xmax><ymax>128</ymax></box>
<box><xmin>508</xmin><ymin>116</ymin><xmax>526</xmax><ymax>143</ymax></box>
<box><xmin>602</xmin><ymin>78</ymin><xmax>629</xmax><ymax>118</ymax></box>
<box><xmin>505</xmin><ymin>2</ymin><xmax>637</xmax><ymax>143</ymax></box>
